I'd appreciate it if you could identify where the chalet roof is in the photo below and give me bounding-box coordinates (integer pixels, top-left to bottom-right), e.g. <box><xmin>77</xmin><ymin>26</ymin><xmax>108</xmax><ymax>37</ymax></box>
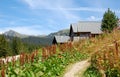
<box><xmin>54</xmin><ymin>36</ymin><xmax>70</xmax><ymax>43</ymax></box>
<box><xmin>71</xmin><ymin>21</ymin><xmax>102</xmax><ymax>34</ymax></box>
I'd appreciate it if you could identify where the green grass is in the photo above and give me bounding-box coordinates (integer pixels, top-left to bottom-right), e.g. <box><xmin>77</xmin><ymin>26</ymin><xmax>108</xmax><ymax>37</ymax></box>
<box><xmin>0</xmin><ymin>51</ymin><xmax>89</xmax><ymax>77</ymax></box>
<box><xmin>2</xmin><ymin>31</ymin><xmax>120</xmax><ymax>77</ymax></box>
<box><xmin>83</xmin><ymin>66</ymin><xmax>102</xmax><ymax>77</ymax></box>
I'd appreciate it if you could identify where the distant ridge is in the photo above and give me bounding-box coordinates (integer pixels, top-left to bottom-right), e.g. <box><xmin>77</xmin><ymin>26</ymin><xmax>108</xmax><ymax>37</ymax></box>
<box><xmin>48</xmin><ymin>29</ymin><xmax>69</xmax><ymax>37</ymax></box>
<box><xmin>4</xmin><ymin>30</ymin><xmax>28</xmax><ymax>38</ymax></box>
<box><xmin>3</xmin><ymin>29</ymin><xmax>69</xmax><ymax>46</ymax></box>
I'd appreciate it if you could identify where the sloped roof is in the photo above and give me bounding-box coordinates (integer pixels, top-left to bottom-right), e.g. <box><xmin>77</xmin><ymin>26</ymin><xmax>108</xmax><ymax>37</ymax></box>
<box><xmin>54</xmin><ymin>36</ymin><xmax>70</xmax><ymax>43</ymax></box>
<box><xmin>71</xmin><ymin>21</ymin><xmax>102</xmax><ymax>34</ymax></box>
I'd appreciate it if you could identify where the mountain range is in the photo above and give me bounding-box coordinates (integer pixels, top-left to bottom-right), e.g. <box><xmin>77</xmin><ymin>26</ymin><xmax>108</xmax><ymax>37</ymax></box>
<box><xmin>4</xmin><ymin>30</ymin><xmax>28</xmax><ymax>38</ymax></box>
<box><xmin>2</xmin><ymin>29</ymin><xmax>70</xmax><ymax>46</ymax></box>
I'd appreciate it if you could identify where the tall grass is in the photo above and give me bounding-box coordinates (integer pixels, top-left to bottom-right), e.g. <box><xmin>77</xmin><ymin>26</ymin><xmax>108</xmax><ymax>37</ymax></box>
<box><xmin>0</xmin><ymin>41</ymin><xmax>90</xmax><ymax>77</ymax></box>
<box><xmin>1</xmin><ymin>30</ymin><xmax>120</xmax><ymax>77</ymax></box>
<box><xmin>84</xmin><ymin>30</ymin><xmax>120</xmax><ymax>77</ymax></box>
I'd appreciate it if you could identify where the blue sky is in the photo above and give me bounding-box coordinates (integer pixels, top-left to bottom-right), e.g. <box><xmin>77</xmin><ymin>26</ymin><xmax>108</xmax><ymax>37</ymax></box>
<box><xmin>0</xmin><ymin>0</ymin><xmax>120</xmax><ymax>35</ymax></box>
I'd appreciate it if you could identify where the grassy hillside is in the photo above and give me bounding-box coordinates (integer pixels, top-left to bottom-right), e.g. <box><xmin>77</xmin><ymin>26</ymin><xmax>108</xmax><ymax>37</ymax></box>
<box><xmin>81</xmin><ymin>30</ymin><xmax>120</xmax><ymax>77</ymax></box>
<box><xmin>1</xmin><ymin>30</ymin><xmax>120</xmax><ymax>77</ymax></box>
<box><xmin>0</xmin><ymin>40</ymin><xmax>89</xmax><ymax>77</ymax></box>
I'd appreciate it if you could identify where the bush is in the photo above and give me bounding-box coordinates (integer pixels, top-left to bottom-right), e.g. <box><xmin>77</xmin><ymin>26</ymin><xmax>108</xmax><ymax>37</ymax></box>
<box><xmin>84</xmin><ymin>66</ymin><xmax>102</xmax><ymax>77</ymax></box>
<box><xmin>106</xmin><ymin>68</ymin><xmax>120</xmax><ymax>77</ymax></box>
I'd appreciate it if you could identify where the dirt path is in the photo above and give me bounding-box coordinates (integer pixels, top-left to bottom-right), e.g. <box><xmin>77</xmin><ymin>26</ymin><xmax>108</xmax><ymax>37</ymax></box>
<box><xmin>64</xmin><ymin>59</ymin><xmax>90</xmax><ymax>77</ymax></box>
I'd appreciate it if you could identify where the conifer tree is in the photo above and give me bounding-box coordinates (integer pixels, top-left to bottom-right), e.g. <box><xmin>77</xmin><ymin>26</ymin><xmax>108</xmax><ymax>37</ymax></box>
<box><xmin>101</xmin><ymin>8</ymin><xmax>119</xmax><ymax>32</ymax></box>
<box><xmin>12</xmin><ymin>37</ymin><xmax>24</xmax><ymax>55</ymax></box>
<box><xmin>0</xmin><ymin>35</ymin><xmax>9</xmax><ymax>57</ymax></box>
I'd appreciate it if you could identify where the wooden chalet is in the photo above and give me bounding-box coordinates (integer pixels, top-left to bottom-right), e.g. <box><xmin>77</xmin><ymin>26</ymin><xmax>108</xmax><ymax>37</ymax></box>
<box><xmin>69</xmin><ymin>21</ymin><xmax>102</xmax><ymax>41</ymax></box>
<box><xmin>52</xmin><ymin>20</ymin><xmax>120</xmax><ymax>44</ymax></box>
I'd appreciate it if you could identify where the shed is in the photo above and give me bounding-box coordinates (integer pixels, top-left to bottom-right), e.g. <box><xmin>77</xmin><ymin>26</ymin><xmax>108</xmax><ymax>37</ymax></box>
<box><xmin>52</xmin><ymin>36</ymin><xmax>70</xmax><ymax>44</ymax></box>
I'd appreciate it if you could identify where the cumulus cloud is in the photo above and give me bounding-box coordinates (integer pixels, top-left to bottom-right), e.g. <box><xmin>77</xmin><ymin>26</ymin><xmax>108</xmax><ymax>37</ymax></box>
<box><xmin>21</xmin><ymin>0</ymin><xmax>120</xmax><ymax>13</ymax></box>
<box><xmin>22</xmin><ymin>0</ymin><xmax>80</xmax><ymax>21</ymax></box>
<box><xmin>22</xmin><ymin>0</ymin><xmax>73</xmax><ymax>9</ymax></box>
<box><xmin>21</xmin><ymin>0</ymin><xmax>120</xmax><ymax>24</ymax></box>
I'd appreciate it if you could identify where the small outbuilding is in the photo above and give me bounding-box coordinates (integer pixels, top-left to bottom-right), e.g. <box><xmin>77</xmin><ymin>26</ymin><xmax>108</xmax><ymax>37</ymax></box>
<box><xmin>52</xmin><ymin>36</ymin><xmax>70</xmax><ymax>44</ymax></box>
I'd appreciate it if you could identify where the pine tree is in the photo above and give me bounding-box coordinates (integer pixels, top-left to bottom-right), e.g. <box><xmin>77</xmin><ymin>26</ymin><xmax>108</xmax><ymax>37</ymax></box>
<box><xmin>0</xmin><ymin>35</ymin><xmax>9</xmax><ymax>57</ymax></box>
<box><xmin>12</xmin><ymin>37</ymin><xmax>24</xmax><ymax>55</ymax></box>
<box><xmin>101</xmin><ymin>8</ymin><xmax>119</xmax><ymax>32</ymax></box>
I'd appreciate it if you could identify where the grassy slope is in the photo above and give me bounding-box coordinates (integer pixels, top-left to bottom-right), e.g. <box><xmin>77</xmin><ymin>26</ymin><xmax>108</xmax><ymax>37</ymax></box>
<box><xmin>1</xmin><ymin>30</ymin><xmax>120</xmax><ymax>77</ymax></box>
<box><xmin>76</xmin><ymin>30</ymin><xmax>120</xmax><ymax>77</ymax></box>
<box><xmin>0</xmin><ymin>42</ymin><xmax>89</xmax><ymax>77</ymax></box>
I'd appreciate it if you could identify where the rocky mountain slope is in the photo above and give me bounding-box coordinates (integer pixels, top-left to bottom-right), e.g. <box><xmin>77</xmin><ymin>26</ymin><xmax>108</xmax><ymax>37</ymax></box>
<box><xmin>2</xmin><ymin>29</ymin><xmax>70</xmax><ymax>46</ymax></box>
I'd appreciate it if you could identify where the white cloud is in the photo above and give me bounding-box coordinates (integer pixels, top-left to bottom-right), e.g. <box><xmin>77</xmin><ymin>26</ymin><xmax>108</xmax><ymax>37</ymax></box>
<box><xmin>21</xmin><ymin>0</ymin><xmax>120</xmax><ymax>13</ymax></box>
<box><xmin>59</xmin><ymin>9</ymin><xmax>81</xmax><ymax>21</ymax></box>
<box><xmin>0</xmin><ymin>32</ymin><xmax>3</xmax><ymax>34</ymax></box>
<box><xmin>22</xmin><ymin>0</ymin><xmax>72</xmax><ymax>9</ymax></box>
<box><xmin>22</xmin><ymin>0</ymin><xmax>80</xmax><ymax>20</ymax></box>
<box><xmin>60</xmin><ymin>7</ymin><xmax>105</xmax><ymax>12</ymax></box>
<box><xmin>21</xmin><ymin>0</ymin><xmax>120</xmax><ymax>23</ymax></box>
<box><xmin>90</xmin><ymin>16</ymin><xmax>95</xmax><ymax>20</ymax></box>
<box><xmin>22</xmin><ymin>0</ymin><xmax>120</xmax><ymax>14</ymax></box>
<box><xmin>86</xmin><ymin>16</ymin><xmax>102</xmax><ymax>21</ymax></box>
